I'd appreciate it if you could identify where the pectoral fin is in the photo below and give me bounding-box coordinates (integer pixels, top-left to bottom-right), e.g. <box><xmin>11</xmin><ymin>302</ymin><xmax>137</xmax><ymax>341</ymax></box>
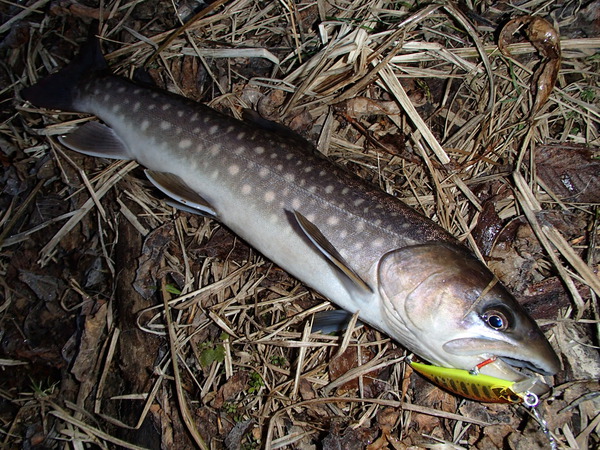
<box><xmin>293</xmin><ymin>210</ymin><xmax>372</xmax><ymax>292</ymax></box>
<box><xmin>145</xmin><ymin>170</ymin><xmax>217</xmax><ymax>218</ymax></box>
<box><xmin>58</xmin><ymin>122</ymin><xmax>131</xmax><ymax>159</ymax></box>
<box><xmin>311</xmin><ymin>310</ymin><xmax>363</xmax><ymax>334</ymax></box>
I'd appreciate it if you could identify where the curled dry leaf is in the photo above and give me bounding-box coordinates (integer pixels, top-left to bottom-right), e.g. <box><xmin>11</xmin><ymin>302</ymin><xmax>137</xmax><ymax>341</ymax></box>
<box><xmin>334</xmin><ymin>97</ymin><xmax>402</xmax><ymax>117</ymax></box>
<box><xmin>498</xmin><ymin>16</ymin><xmax>561</xmax><ymax>116</ymax></box>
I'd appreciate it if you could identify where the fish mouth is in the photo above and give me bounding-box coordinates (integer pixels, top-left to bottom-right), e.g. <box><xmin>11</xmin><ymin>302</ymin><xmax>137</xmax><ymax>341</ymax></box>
<box><xmin>442</xmin><ymin>337</ymin><xmax>560</xmax><ymax>381</ymax></box>
<box><xmin>498</xmin><ymin>356</ymin><xmax>555</xmax><ymax>377</ymax></box>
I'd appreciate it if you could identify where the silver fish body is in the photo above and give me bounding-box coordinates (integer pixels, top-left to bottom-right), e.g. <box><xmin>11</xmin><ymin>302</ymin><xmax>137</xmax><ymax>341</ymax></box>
<box><xmin>22</xmin><ymin>37</ymin><xmax>560</xmax><ymax>388</ymax></box>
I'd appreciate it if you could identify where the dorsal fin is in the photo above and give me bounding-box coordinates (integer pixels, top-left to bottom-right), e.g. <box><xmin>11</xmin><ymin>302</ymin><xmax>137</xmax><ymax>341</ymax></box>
<box><xmin>242</xmin><ymin>109</ymin><xmax>312</xmax><ymax>147</ymax></box>
<box><xmin>145</xmin><ymin>170</ymin><xmax>217</xmax><ymax>218</ymax></box>
<box><xmin>293</xmin><ymin>210</ymin><xmax>372</xmax><ymax>293</ymax></box>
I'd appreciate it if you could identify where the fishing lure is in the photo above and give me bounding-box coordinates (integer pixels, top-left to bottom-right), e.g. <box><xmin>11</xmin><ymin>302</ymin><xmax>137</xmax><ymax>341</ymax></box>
<box><xmin>410</xmin><ymin>360</ymin><xmax>539</xmax><ymax>405</ymax></box>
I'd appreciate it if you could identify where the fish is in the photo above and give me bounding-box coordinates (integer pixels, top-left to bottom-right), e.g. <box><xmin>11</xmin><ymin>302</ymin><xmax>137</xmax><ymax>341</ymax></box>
<box><xmin>21</xmin><ymin>33</ymin><xmax>560</xmax><ymax>395</ymax></box>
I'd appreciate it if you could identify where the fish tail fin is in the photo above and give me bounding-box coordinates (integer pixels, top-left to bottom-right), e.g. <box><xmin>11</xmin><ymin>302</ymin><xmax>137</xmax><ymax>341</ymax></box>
<box><xmin>21</xmin><ymin>29</ymin><xmax>107</xmax><ymax>111</ymax></box>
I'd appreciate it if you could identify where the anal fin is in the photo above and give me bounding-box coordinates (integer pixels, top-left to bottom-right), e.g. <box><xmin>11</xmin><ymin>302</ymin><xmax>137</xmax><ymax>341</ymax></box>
<box><xmin>145</xmin><ymin>170</ymin><xmax>217</xmax><ymax>218</ymax></box>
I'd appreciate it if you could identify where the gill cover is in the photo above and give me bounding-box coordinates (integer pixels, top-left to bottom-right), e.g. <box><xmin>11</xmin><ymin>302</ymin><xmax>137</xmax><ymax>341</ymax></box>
<box><xmin>377</xmin><ymin>243</ymin><xmax>485</xmax><ymax>332</ymax></box>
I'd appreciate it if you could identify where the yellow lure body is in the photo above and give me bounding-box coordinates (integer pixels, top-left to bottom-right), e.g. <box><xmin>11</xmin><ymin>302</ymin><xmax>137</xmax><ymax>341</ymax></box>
<box><xmin>410</xmin><ymin>361</ymin><xmax>530</xmax><ymax>403</ymax></box>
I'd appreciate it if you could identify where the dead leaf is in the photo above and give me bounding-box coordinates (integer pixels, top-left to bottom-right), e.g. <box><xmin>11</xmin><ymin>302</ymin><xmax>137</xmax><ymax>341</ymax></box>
<box><xmin>213</xmin><ymin>372</ymin><xmax>249</xmax><ymax>409</ymax></box>
<box><xmin>18</xmin><ymin>271</ymin><xmax>65</xmax><ymax>303</ymax></box>
<box><xmin>334</xmin><ymin>97</ymin><xmax>402</xmax><ymax>117</ymax></box>
<box><xmin>472</xmin><ymin>200</ymin><xmax>503</xmax><ymax>256</ymax></box>
<box><xmin>133</xmin><ymin>223</ymin><xmax>175</xmax><ymax>299</ymax></box>
<box><xmin>49</xmin><ymin>0</ymin><xmax>112</xmax><ymax>20</ymax></box>
<box><xmin>328</xmin><ymin>346</ymin><xmax>381</xmax><ymax>393</ymax></box>
<box><xmin>71</xmin><ymin>301</ymin><xmax>108</xmax><ymax>382</ymax></box>
<box><xmin>535</xmin><ymin>143</ymin><xmax>600</xmax><ymax>203</ymax></box>
<box><xmin>498</xmin><ymin>16</ymin><xmax>561</xmax><ymax>116</ymax></box>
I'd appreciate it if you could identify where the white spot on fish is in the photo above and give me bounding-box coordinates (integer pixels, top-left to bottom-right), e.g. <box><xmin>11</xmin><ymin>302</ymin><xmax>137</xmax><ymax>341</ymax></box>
<box><xmin>151</xmin><ymin>92</ymin><xmax>159</xmax><ymax>99</ymax></box>
<box><xmin>149</xmin><ymin>104</ymin><xmax>156</xmax><ymax>110</ymax></box>
<box><xmin>292</xmin><ymin>198</ymin><xmax>302</xmax><ymax>209</ymax></box>
<box><xmin>210</xmin><ymin>144</ymin><xmax>221</xmax><ymax>156</ymax></box>
<box><xmin>307</xmin><ymin>185</ymin><xmax>317</xmax><ymax>194</ymax></box>
<box><xmin>259</xmin><ymin>168</ymin><xmax>269</xmax><ymax>178</ymax></box>
<box><xmin>356</xmin><ymin>222</ymin><xmax>365</xmax><ymax>233</ymax></box>
<box><xmin>133</xmin><ymin>89</ymin><xmax>141</xmax><ymax>95</ymax></box>
<box><xmin>123</xmin><ymin>98</ymin><xmax>130</xmax><ymax>105</ymax></box>
<box><xmin>373</xmin><ymin>219</ymin><xmax>382</xmax><ymax>226</ymax></box>
<box><xmin>271</xmin><ymin>153</ymin><xmax>278</xmax><ymax>159</ymax></box>
<box><xmin>103</xmin><ymin>94</ymin><xmax>111</xmax><ymax>102</ymax></box>
<box><xmin>255</xmin><ymin>146</ymin><xmax>265</xmax><ymax>154</ymax></box>
<box><xmin>264</xmin><ymin>191</ymin><xmax>275</xmax><ymax>203</ymax></box>
<box><xmin>340</xmin><ymin>230</ymin><xmax>348</xmax><ymax>239</ymax></box>
<box><xmin>179</xmin><ymin>139</ymin><xmax>192</xmax><ymax>149</ymax></box>
<box><xmin>284</xmin><ymin>173</ymin><xmax>295</xmax><ymax>182</ymax></box>
<box><xmin>106</xmin><ymin>82</ymin><xmax>112</xmax><ymax>89</ymax></box>
<box><xmin>234</xmin><ymin>146</ymin><xmax>245</xmax><ymax>156</ymax></box>
<box><xmin>342</xmin><ymin>188</ymin><xmax>350</xmax><ymax>195</ymax></box>
<box><xmin>325</xmin><ymin>185</ymin><xmax>334</xmax><ymax>194</ymax></box>
<box><xmin>276</xmin><ymin>164</ymin><xmax>283</xmax><ymax>171</ymax></box>
<box><xmin>191</xmin><ymin>113</ymin><xmax>199</xmax><ymax>122</ymax></box>
<box><xmin>242</xmin><ymin>184</ymin><xmax>252</xmax><ymax>195</ymax></box>
<box><xmin>141</xmin><ymin>120</ymin><xmax>150</xmax><ymax>131</ymax></box>
<box><xmin>228</xmin><ymin>165</ymin><xmax>240</xmax><ymax>175</ymax></box>
<box><xmin>193</xmin><ymin>127</ymin><xmax>201</xmax><ymax>134</ymax></box>
<box><xmin>112</xmin><ymin>104</ymin><xmax>121</xmax><ymax>113</ymax></box>
<box><xmin>306</xmin><ymin>213</ymin><xmax>316</xmax><ymax>222</ymax></box>
<box><xmin>160</xmin><ymin>121</ymin><xmax>171</xmax><ymax>130</ymax></box>
<box><xmin>177</xmin><ymin>110</ymin><xmax>184</xmax><ymax>117</ymax></box>
<box><xmin>353</xmin><ymin>242</ymin><xmax>363</xmax><ymax>251</ymax></box>
<box><xmin>162</xmin><ymin>103</ymin><xmax>171</xmax><ymax>111</ymax></box>
<box><xmin>237</xmin><ymin>132</ymin><xmax>246</xmax><ymax>140</ymax></box>
<box><xmin>211</xmin><ymin>170</ymin><xmax>219</xmax><ymax>179</ymax></box>
<box><xmin>269</xmin><ymin>214</ymin><xmax>278</xmax><ymax>224</ymax></box>
<box><xmin>354</xmin><ymin>199</ymin><xmax>364</xmax><ymax>206</ymax></box>
<box><xmin>209</xmin><ymin>125</ymin><xmax>219</xmax><ymax>134</ymax></box>
<box><xmin>319</xmin><ymin>170</ymin><xmax>326</xmax><ymax>177</ymax></box>
<box><xmin>286</xmin><ymin>153</ymin><xmax>294</xmax><ymax>160</ymax></box>
<box><xmin>227</xmin><ymin>126</ymin><xmax>235</xmax><ymax>133</ymax></box>
<box><xmin>327</xmin><ymin>216</ymin><xmax>339</xmax><ymax>226</ymax></box>
<box><xmin>304</xmin><ymin>166</ymin><xmax>313</xmax><ymax>173</ymax></box>
<box><xmin>372</xmin><ymin>238</ymin><xmax>384</xmax><ymax>247</ymax></box>
<box><xmin>118</xmin><ymin>86</ymin><xmax>126</xmax><ymax>93</ymax></box>
<box><xmin>93</xmin><ymin>88</ymin><xmax>100</xmax><ymax>95</ymax></box>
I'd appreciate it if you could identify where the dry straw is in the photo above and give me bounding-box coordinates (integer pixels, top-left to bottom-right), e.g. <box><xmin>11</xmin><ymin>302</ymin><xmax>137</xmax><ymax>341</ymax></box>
<box><xmin>4</xmin><ymin>0</ymin><xmax>599</xmax><ymax>448</ymax></box>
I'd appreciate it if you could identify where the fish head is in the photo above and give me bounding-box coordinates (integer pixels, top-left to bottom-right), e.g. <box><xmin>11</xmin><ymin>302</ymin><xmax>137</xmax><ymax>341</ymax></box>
<box><xmin>377</xmin><ymin>242</ymin><xmax>560</xmax><ymax>384</ymax></box>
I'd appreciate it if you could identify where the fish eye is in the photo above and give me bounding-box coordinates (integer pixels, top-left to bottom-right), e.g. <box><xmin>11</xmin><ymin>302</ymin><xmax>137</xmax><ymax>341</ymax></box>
<box><xmin>482</xmin><ymin>309</ymin><xmax>509</xmax><ymax>331</ymax></box>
